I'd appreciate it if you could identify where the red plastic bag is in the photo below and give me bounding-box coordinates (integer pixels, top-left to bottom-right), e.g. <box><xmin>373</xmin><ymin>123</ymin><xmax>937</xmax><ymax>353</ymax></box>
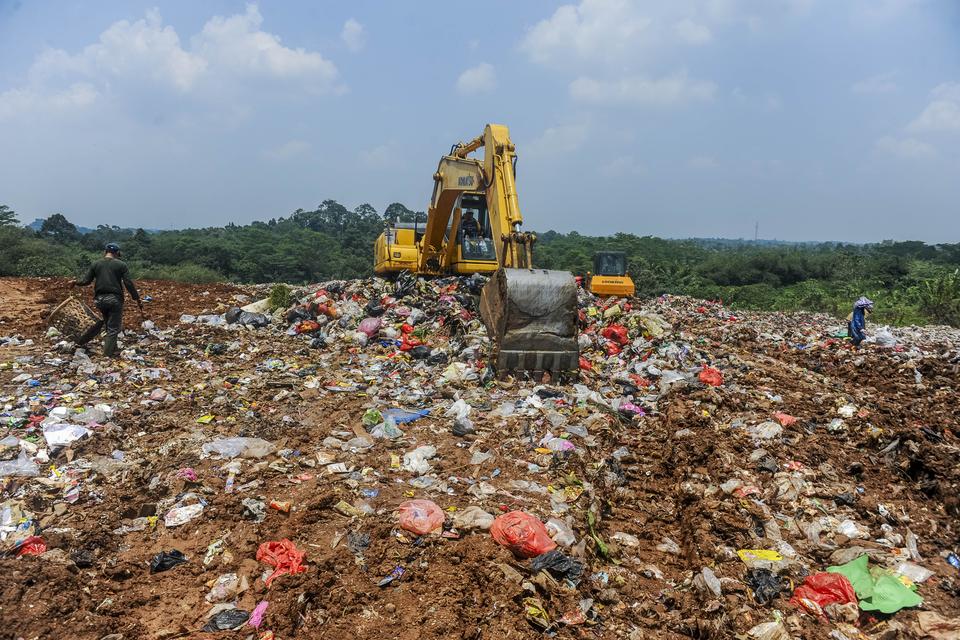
<box><xmin>257</xmin><ymin>539</ymin><xmax>306</xmax><ymax>587</ymax></box>
<box><xmin>490</xmin><ymin>511</ymin><xmax>557</xmax><ymax>558</ymax></box>
<box><xmin>578</xmin><ymin>357</ymin><xmax>593</xmax><ymax>371</ymax></box>
<box><xmin>774</xmin><ymin>412</ymin><xmax>798</xmax><ymax>427</ymax></box>
<box><xmin>295</xmin><ymin>320</ymin><xmax>321</xmax><ymax>334</ymax></box>
<box><xmin>699</xmin><ymin>366</ymin><xmax>724</xmax><ymax>386</ymax></box>
<box><xmin>16</xmin><ymin>536</ymin><xmax>46</xmax><ymax>557</ymax></box>
<box><xmin>396</xmin><ymin>499</ymin><xmax>445</xmax><ymax>535</ymax></box>
<box><xmin>600</xmin><ymin>324</ymin><xmax>629</xmax><ymax>345</ymax></box>
<box><xmin>789</xmin><ymin>572</ymin><xmax>857</xmax><ymax>617</ymax></box>
<box><xmin>605</xmin><ymin>342</ymin><xmax>621</xmax><ymax>356</ymax></box>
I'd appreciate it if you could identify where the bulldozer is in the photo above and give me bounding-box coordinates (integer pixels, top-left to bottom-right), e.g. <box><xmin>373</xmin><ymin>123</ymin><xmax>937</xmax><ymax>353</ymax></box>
<box><xmin>374</xmin><ymin>124</ymin><xmax>578</xmax><ymax>374</ymax></box>
<box><xmin>587</xmin><ymin>251</ymin><xmax>635</xmax><ymax>297</ymax></box>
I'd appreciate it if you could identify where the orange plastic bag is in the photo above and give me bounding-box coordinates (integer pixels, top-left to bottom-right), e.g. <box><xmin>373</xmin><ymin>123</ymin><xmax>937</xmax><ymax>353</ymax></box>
<box><xmin>699</xmin><ymin>366</ymin><xmax>724</xmax><ymax>386</ymax></box>
<box><xmin>490</xmin><ymin>511</ymin><xmax>557</xmax><ymax>558</ymax></box>
<box><xmin>396</xmin><ymin>499</ymin><xmax>445</xmax><ymax>535</ymax></box>
<box><xmin>257</xmin><ymin>539</ymin><xmax>306</xmax><ymax>587</ymax></box>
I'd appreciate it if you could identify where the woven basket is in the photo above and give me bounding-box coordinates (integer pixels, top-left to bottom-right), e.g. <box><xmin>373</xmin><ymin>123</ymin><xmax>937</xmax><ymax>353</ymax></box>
<box><xmin>48</xmin><ymin>296</ymin><xmax>100</xmax><ymax>342</ymax></box>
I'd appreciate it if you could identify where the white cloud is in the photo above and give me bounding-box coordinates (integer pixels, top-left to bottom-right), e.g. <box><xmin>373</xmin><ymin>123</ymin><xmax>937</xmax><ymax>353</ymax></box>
<box><xmin>688</xmin><ymin>155</ymin><xmax>718</xmax><ymax>169</ymax></box>
<box><xmin>599</xmin><ymin>155</ymin><xmax>645</xmax><ymax>177</ymax></box>
<box><xmin>907</xmin><ymin>82</ymin><xmax>960</xmax><ymax>134</ymax></box>
<box><xmin>674</xmin><ymin>18</ymin><xmax>712</xmax><ymax>44</ymax></box>
<box><xmin>341</xmin><ymin>18</ymin><xmax>366</xmax><ymax>52</ymax></box>
<box><xmin>876</xmin><ymin>136</ymin><xmax>935</xmax><ymax>158</ymax></box>
<box><xmin>526</xmin><ymin>123</ymin><xmax>589</xmax><ymax>156</ymax></box>
<box><xmin>264</xmin><ymin>139</ymin><xmax>310</xmax><ymax>160</ymax></box>
<box><xmin>0</xmin><ymin>83</ymin><xmax>98</xmax><ymax>120</ymax></box>
<box><xmin>456</xmin><ymin>63</ymin><xmax>496</xmax><ymax>95</ymax></box>
<box><xmin>851</xmin><ymin>72</ymin><xmax>897</xmax><ymax>94</ymax></box>
<box><xmin>359</xmin><ymin>144</ymin><xmax>396</xmax><ymax>168</ymax></box>
<box><xmin>570</xmin><ymin>73</ymin><xmax>715</xmax><ymax>106</ymax></box>
<box><xmin>519</xmin><ymin>0</ymin><xmax>808</xmax><ymax>68</ymax></box>
<box><xmin>194</xmin><ymin>5</ymin><xmax>337</xmax><ymax>86</ymax></box>
<box><xmin>0</xmin><ymin>5</ymin><xmax>340</xmax><ymax>121</ymax></box>
<box><xmin>520</xmin><ymin>0</ymin><xmax>652</xmax><ymax>67</ymax></box>
<box><xmin>31</xmin><ymin>9</ymin><xmax>207</xmax><ymax>92</ymax></box>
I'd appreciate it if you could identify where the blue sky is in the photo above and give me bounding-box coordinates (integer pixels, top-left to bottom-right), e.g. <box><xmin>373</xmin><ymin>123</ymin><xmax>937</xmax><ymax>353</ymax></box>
<box><xmin>1</xmin><ymin>0</ymin><xmax>958</xmax><ymax>241</ymax></box>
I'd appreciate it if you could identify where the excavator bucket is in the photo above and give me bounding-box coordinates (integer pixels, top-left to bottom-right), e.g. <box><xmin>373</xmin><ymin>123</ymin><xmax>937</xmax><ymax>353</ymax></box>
<box><xmin>479</xmin><ymin>268</ymin><xmax>580</xmax><ymax>374</ymax></box>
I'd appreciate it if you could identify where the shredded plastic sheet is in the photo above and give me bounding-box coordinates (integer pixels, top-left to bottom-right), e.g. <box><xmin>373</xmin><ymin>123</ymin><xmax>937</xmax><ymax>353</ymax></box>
<box><xmin>257</xmin><ymin>539</ymin><xmax>306</xmax><ymax>587</ymax></box>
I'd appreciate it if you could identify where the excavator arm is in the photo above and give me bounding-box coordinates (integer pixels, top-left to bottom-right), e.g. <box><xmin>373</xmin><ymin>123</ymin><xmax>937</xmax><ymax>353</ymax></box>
<box><xmin>450</xmin><ymin>124</ymin><xmax>579</xmax><ymax>374</ymax></box>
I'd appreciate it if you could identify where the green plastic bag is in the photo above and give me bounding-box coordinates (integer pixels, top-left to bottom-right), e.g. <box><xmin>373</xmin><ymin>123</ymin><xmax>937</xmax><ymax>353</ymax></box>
<box><xmin>827</xmin><ymin>555</ymin><xmax>922</xmax><ymax>613</ymax></box>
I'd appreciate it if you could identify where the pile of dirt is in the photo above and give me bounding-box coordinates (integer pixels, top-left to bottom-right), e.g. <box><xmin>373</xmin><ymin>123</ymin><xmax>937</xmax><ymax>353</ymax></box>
<box><xmin>0</xmin><ymin>277</ymin><xmax>957</xmax><ymax>640</ymax></box>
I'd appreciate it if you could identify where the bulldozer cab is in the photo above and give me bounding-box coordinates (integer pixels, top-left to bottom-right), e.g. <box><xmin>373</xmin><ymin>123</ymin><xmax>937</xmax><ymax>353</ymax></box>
<box><xmin>593</xmin><ymin>251</ymin><xmax>627</xmax><ymax>277</ymax></box>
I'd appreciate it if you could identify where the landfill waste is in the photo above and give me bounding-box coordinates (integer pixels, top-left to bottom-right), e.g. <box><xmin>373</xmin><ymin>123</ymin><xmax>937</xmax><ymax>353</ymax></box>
<box><xmin>1</xmin><ymin>276</ymin><xmax>958</xmax><ymax>639</ymax></box>
<box><xmin>257</xmin><ymin>539</ymin><xmax>306</xmax><ymax>587</ymax></box>
<box><xmin>789</xmin><ymin>572</ymin><xmax>858</xmax><ymax>617</ymax></box>
<box><xmin>490</xmin><ymin>511</ymin><xmax>557</xmax><ymax>558</ymax></box>
<box><xmin>827</xmin><ymin>554</ymin><xmax>924</xmax><ymax>613</ymax></box>
<box><xmin>203</xmin><ymin>607</ymin><xmax>250</xmax><ymax>631</ymax></box>
<box><xmin>149</xmin><ymin>549</ymin><xmax>188</xmax><ymax>573</ymax></box>
<box><xmin>396</xmin><ymin>499</ymin><xmax>445</xmax><ymax>535</ymax></box>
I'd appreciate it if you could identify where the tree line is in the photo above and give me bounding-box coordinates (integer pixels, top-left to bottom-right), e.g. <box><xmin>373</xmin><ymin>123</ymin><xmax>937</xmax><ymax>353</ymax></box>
<box><xmin>0</xmin><ymin>202</ymin><xmax>958</xmax><ymax>327</ymax></box>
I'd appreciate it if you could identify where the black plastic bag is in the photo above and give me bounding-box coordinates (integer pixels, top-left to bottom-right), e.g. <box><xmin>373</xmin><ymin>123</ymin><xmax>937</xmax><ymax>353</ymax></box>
<box><xmin>203</xmin><ymin>608</ymin><xmax>249</xmax><ymax>631</ymax></box>
<box><xmin>530</xmin><ymin>549</ymin><xmax>584</xmax><ymax>584</ymax></box>
<box><xmin>149</xmin><ymin>549</ymin><xmax>187</xmax><ymax>573</ymax></box>
<box><xmin>409</xmin><ymin>345</ymin><xmax>431</xmax><ymax>360</ymax></box>
<box><xmin>746</xmin><ymin>568</ymin><xmax>783</xmax><ymax>605</ymax></box>
<box><xmin>365</xmin><ymin>301</ymin><xmax>386</xmax><ymax>317</ymax></box>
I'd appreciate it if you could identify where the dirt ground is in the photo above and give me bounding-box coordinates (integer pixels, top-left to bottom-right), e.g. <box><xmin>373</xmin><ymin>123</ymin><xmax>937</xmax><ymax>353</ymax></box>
<box><xmin>0</xmin><ymin>277</ymin><xmax>957</xmax><ymax>640</ymax></box>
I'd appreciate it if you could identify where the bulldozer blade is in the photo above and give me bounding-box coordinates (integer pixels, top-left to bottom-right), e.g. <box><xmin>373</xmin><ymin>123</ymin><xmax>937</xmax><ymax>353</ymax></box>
<box><xmin>479</xmin><ymin>268</ymin><xmax>580</xmax><ymax>374</ymax></box>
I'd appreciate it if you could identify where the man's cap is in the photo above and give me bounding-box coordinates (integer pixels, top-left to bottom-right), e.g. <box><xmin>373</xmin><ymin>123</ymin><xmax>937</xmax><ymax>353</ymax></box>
<box><xmin>105</xmin><ymin>242</ymin><xmax>121</xmax><ymax>254</ymax></box>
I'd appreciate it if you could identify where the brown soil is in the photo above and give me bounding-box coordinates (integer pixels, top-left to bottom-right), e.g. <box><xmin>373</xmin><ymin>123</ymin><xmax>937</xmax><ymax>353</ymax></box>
<box><xmin>0</xmin><ymin>281</ymin><xmax>957</xmax><ymax>640</ymax></box>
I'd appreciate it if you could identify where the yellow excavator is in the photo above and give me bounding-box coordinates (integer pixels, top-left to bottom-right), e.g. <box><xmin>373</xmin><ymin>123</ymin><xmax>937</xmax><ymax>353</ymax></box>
<box><xmin>587</xmin><ymin>251</ymin><xmax>636</xmax><ymax>297</ymax></box>
<box><xmin>374</xmin><ymin>124</ymin><xmax>579</xmax><ymax>374</ymax></box>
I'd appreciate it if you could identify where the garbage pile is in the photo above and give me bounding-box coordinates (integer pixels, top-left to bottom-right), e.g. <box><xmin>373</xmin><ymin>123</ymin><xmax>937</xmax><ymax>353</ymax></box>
<box><xmin>1</xmin><ymin>275</ymin><xmax>958</xmax><ymax>640</ymax></box>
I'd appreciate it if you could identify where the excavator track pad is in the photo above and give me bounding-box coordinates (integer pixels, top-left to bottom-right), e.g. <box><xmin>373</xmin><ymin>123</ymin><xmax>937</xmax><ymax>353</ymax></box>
<box><xmin>479</xmin><ymin>268</ymin><xmax>579</xmax><ymax>374</ymax></box>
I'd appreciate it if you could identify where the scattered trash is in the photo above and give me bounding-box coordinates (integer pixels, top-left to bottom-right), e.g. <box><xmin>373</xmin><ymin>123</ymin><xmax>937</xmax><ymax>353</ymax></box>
<box><xmin>396</xmin><ymin>499</ymin><xmax>445</xmax><ymax>535</ymax></box>
<box><xmin>746</xmin><ymin>568</ymin><xmax>785</xmax><ymax>605</ymax></box>
<box><xmin>203</xmin><ymin>608</ymin><xmax>250</xmax><ymax>632</ymax></box>
<box><xmin>490</xmin><ymin>511</ymin><xmax>557</xmax><ymax>559</ymax></box>
<box><xmin>790</xmin><ymin>572</ymin><xmax>858</xmax><ymax>617</ymax></box>
<box><xmin>150</xmin><ymin>550</ymin><xmax>188</xmax><ymax>573</ymax></box>
<box><xmin>529</xmin><ymin>549</ymin><xmax>584</xmax><ymax>584</ymax></box>
<box><xmin>827</xmin><ymin>555</ymin><xmax>923</xmax><ymax>613</ymax></box>
<box><xmin>257</xmin><ymin>539</ymin><xmax>306</xmax><ymax>587</ymax></box>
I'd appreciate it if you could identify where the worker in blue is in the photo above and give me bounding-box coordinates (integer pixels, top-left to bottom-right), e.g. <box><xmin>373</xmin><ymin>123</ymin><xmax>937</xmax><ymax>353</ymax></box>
<box><xmin>847</xmin><ymin>296</ymin><xmax>874</xmax><ymax>347</ymax></box>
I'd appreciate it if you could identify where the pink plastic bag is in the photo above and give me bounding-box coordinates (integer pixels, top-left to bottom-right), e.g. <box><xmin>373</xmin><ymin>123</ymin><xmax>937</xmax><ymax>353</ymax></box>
<box><xmin>490</xmin><ymin>511</ymin><xmax>557</xmax><ymax>558</ymax></box>
<box><xmin>358</xmin><ymin>317</ymin><xmax>382</xmax><ymax>337</ymax></box>
<box><xmin>396</xmin><ymin>499</ymin><xmax>445</xmax><ymax>535</ymax></box>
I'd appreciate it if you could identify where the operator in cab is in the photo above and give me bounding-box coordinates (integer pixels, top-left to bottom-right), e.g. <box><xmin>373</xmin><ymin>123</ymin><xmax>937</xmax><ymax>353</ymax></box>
<box><xmin>460</xmin><ymin>211</ymin><xmax>480</xmax><ymax>238</ymax></box>
<box><xmin>73</xmin><ymin>242</ymin><xmax>143</xmax><ymax>358</ymax></box>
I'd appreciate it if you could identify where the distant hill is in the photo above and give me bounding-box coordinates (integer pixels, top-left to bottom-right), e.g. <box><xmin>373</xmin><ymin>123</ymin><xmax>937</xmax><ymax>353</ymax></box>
<box><xmin>25</xmin><ymin>218</ymin><xmax>162</xmax><ymax>234</ymax></box>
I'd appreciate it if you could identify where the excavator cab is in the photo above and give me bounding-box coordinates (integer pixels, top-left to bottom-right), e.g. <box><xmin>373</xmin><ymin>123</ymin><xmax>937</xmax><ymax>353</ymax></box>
<box><xmin>450</xmin><ymin>193</ymin><xmax>497</xmax><ymax>270</ymax></box>
<box><xmin>588</xmin><ymin>251</ymin><xmax>635</xmax><ymax>297</ymax></box>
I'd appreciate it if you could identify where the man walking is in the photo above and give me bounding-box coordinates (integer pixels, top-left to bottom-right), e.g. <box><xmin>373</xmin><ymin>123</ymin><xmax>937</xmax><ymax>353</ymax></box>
<box><xmin>73</xmin><ymin>243</ymin><xmax>143</xmax><ymax>357</ymax></box>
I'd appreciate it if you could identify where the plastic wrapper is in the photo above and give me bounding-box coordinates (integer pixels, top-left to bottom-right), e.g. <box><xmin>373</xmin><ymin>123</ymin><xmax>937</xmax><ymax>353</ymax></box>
<box><xmin>202</xmin><ymin>437</ymin><xmax>276</xmax><ymax>459</ymax></box>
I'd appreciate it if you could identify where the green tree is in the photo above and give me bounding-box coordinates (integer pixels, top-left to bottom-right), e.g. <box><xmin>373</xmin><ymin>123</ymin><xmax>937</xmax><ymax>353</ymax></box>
<box><xmin>39</xmin><ymin>213</ymin><xmax>80</xmax><ymax>243</ymax></box>
<box><xmin>0</xmin><ymin>204</ymin><xmax>17</xmax><ymax>227</ymax></box>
